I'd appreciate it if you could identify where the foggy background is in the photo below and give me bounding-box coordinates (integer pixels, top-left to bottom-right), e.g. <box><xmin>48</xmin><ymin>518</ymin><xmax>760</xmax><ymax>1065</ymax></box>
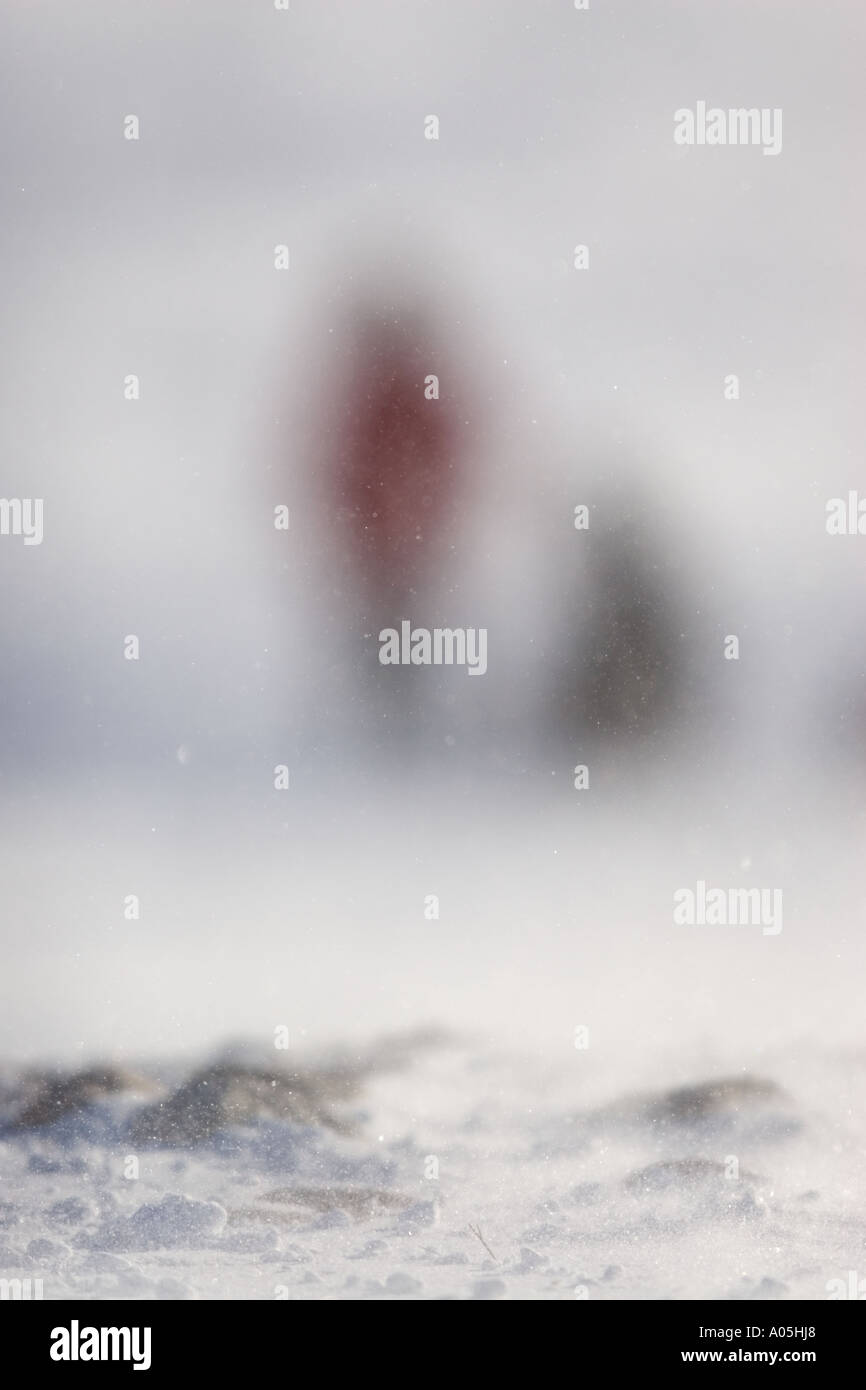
<box><xmin>1</xmin><ymin>0</ymin><xmax>863</xmax><ymax>1066</ymax></box>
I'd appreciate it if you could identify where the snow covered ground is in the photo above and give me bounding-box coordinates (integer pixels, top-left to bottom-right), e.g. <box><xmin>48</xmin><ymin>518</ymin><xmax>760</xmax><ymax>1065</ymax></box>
<box><xmin>1</xmin><ymin>777</ymin><xmax>864</xmax><ymax>1301</ymax></box>
<box><xmin>2</xmin><ymin>1026</ymin><xmax>864</xmax><ymax>1302</ymax></box>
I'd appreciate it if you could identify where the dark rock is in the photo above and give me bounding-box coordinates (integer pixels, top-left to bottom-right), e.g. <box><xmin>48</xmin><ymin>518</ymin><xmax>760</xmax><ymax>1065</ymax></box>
<box><xmin>127</xmin><ymin>1063</ymin><xmax>358</xmax><ymax>1147</ymax></box>
<box><xmin>6</xmin><ymin>1066</ymin><xmax>153</xmax><ymax>1132</ymax></box>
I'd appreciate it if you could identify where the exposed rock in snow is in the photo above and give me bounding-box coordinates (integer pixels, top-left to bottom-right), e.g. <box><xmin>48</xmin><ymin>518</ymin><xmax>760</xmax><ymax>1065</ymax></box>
<box><xmin>127</xmin><ymin>1063</ymin><xmax>358</xmax><ymax>1147</ymax></box>
<box><xmin>3</xmin><ymin>1067</ymin><xmax>156</xmax><ymax>1133</ymax></box>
